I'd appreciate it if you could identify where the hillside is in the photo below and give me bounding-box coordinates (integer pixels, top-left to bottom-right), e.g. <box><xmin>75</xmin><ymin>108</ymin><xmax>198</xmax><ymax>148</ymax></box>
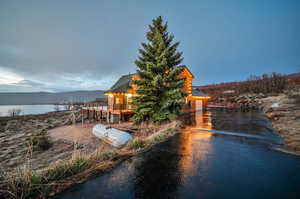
<box><xmin>0</xmin><ymin>90</ymin><xmax>105</xmax><ymax>105</ymax></box>
<box><xmin>196</xmin><ymin>72</ymin><xmax>300</xmax><ymax>100</ymax></box>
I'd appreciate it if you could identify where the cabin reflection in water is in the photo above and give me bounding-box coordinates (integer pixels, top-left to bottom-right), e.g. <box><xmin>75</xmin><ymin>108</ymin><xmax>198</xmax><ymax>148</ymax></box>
<box><xmin>179</xmin><ymin>111</ymin><xmax>213</xmax><ymax>178</ymax></box>
<box><xmin>185</xmin><ymin>110</ymin><xmax>212</xmax><ymax>130</ymax></box>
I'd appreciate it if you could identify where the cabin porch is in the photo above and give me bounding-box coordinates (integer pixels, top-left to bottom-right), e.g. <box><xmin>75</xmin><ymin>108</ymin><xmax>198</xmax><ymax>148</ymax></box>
<box><xmin>82</xmin><ymin>96</ymin><xmax>209</xmax><ymax>123</ymax></box>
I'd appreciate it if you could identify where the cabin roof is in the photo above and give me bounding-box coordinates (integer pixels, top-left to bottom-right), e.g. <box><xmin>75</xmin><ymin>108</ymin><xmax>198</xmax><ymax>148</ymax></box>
<box><xmin>106</xmin><ymin>74</ymin><xmax>136</xmax><ymax>93</ymax></box>
<box><xmin>192</xmin><ymin>87</ymin><xmax>208</xmax><ymax>97</ymax></box>
<box><xmin>105</xmin><ymin>66</ymin><xmax>195</xmax><ymax>94</ymax></box>
<box><xmin>181</xmin><ymin>66</ymin><xmax>194</xmax><ymax>78</ymax></box>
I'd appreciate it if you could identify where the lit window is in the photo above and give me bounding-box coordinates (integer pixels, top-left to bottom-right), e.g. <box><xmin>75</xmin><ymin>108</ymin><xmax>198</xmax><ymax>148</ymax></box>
<box><xmin>127</xmin><ymin>96</ymin><xmax>133</xmax><ymax>104</ymax></box>
<box><xmin>115</xmin><ymin>96</ymin><xmax>123</xmax><ymax>104</ymax></box>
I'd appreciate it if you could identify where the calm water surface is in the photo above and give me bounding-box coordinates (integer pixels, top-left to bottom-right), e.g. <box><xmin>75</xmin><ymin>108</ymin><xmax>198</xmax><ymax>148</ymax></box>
<box><xmin>55</xmin><ymin>110</ymin><xmax>300</xmax><ymax>199</ymax></box>
<box><xmin>0</xmin><ymin>104</ymin><xmax>66</xmax><ymax>116</ymax></box>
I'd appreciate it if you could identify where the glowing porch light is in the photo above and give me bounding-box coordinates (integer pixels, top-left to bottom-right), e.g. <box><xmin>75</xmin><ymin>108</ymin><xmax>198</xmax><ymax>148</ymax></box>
<box><xmin>125</xmin><ymin>93</ymin><xmax>132</xmax><ymax>97</ymax></box>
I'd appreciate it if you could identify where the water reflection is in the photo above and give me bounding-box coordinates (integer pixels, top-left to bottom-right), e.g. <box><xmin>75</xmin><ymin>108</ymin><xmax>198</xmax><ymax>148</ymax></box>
<box><xmin>55</xmin><ymin>110</ymin><xmax>300</xmax><ymax>199</ymax></box>
<box><xmin>179</xmin><ymin>110</ymin><xmax>213</xmax><ymax>179</ymax></box>
<box><xmin>132</xmin><ymin>144</ymin><xmax>182</xmax><ymax>198</ymax></box>
<box><xmin>178</xmin><ymin>132</ymin><xmax>212</xmax><ymax>179</ymax></box>
<box><xmin>186</xmin><ymin>110</ymin><xmax>212</xmax><ymax>130</ymax></box>
<box><xmin>132</xmin><ymin>111</ymin><xmax>214</xmax><ymax>198</ymax></box>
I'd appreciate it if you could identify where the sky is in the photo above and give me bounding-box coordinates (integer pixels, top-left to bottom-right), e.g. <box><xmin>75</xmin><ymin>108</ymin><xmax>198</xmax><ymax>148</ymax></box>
<box><xmin>0</xmin><ymin>0</ymin><xmax>299</xmax><ymax>92</ymax></box>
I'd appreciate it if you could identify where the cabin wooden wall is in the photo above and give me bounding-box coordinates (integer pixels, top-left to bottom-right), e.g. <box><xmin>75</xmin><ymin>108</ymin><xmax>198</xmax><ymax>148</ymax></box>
<box><xmin>130</xmin><ymin>68</ymin><xmax>193</xmax><ymax>95</ymax></box>
<box><xmin>177</xmin><ymin>68</ymin><xmax>193</xmax><ymax>95</ymax></box>
<box><xmin>107</xmin><ymin>93</ymin><xmax>126</xmax><ymax>110</ymax></box>
<box><xmin>202</xmin><ymin>98</ymin><xmax>209</xmax><ymax>107</ymax></box>
<box><xmin>130</xmin><ymin>75</ymin><xmax>140</xmax><ymax>92</ymax></box>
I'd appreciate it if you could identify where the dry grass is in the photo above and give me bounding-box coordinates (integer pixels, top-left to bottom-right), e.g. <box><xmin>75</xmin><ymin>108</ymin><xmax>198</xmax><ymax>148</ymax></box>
<box><xmin>1</xmin><ymin>166</ymin><xmax>46</xmax><ymax>199</ymax></box>
<box><xmin>126</xmin><ymin>138</ymin><xmax>145</xmax><ymax>149</ymax></box>
<box><xmin>0</xmin><ymin>121</ymin><xmax>180</xmax><ymax>199</ymax></box>
<box><xmin>1</xmin><ymin>147</ymin><xmax>120</xmax><ymax>199</ymax></box>
<box><xmin>44</xmin><ymin>152</ymin><xmax>91</xmax><ymax>181</ymax></box>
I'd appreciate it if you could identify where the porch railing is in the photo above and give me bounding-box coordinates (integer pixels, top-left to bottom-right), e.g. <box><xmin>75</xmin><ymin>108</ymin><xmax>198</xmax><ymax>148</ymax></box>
<box><xmin>108</xmin><ymin>104</ymin><xmax>134</xmax><ymax>111</ymax></box>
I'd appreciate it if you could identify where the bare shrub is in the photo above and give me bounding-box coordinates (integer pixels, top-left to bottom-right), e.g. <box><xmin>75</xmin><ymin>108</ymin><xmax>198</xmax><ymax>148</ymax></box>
<box><xmin>7</xmin><ymin>109</ymin><xmax>22</xmax><ymax>117</ymax></box>
<box><xmin>54</xmin><ymin>104</ymin><xmax>60</xmax><ymax>112</ymax></box>
<box><xmin>288</xmin><ymin>92</ymin><xmax>300</xmax><ymax>105</ymax></box>
<box><xmin>199</xmin><ymin>72</ymin><xmax>288</xmax><ymax>100</ymax></box>
<box><xmin>64</xmin><ymin>104</ymin><xmax>71</xmax><ymax>110</ymax></box>
<box><xmin>30</xmin><ymin>130</ymin><xmax>52</xmax><ymax>151</ymax></box>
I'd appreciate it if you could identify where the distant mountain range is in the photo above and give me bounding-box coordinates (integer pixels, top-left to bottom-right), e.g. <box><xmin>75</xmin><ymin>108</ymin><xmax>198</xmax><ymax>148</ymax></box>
<box><xmin>0</xmin><ymin>90</ymin><xmax>105</xmax><ymax>105</ymax></box>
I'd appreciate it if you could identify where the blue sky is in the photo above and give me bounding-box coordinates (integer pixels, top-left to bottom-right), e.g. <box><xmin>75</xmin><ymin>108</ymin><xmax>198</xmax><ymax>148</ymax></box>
<box><xmin>0</xmin><ymin>0</ymin><xmax>299</xmax><ymax>92</ymax></box>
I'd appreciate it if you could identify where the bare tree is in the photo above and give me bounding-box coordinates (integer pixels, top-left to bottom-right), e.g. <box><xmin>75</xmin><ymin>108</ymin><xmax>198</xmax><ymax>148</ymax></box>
<box><xmin>8</xmin><ymin>108</ymin><xmax>22</xmax><ymax>117</ymax></box>
<box><xmin>64</xmin><ymin>104</ymin><xmax>71</xmax><ymax>110</ymax></box>
<box><xmin>54</xmin><ymin>104</ymin><xmax>60</xmax><ymax>112</ymax></box>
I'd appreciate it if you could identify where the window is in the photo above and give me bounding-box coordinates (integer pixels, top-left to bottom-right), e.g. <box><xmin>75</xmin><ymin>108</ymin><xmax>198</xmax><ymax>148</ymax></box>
<box><xmin>115</xmin><ymin>96</ymin><xmax>123</xmax><ymax>104</ymax></box>
<box><xmin>108</xmin><ymin>95</ymin><xmax>114</xmax><ymax>105</ymax></box>
<box><xmin>127</xmin><ymin>96</ymin><xmax>133</xmax><ymax>104</ymax></box>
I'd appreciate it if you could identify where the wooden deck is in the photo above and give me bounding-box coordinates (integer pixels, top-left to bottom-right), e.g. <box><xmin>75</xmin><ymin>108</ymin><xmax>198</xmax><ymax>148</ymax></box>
<box><xmin>82</xmin><ymin>105</ymin><xmax>134</xmax><ymax>122</ymax></box>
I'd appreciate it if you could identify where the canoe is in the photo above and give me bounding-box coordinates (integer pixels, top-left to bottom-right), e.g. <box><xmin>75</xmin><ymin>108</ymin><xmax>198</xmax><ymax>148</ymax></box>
<box><xmin>92</xmin><ymin>124</ymin><xmax>133</xmax><ymax>148</ymax></box>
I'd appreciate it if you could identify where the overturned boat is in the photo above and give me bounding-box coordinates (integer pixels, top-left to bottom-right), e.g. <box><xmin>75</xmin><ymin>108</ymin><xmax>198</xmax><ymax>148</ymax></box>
<box><xmin>92</xmin><ymin>124</ymin><xmax>133</xmax><ymax>148</ymax></box>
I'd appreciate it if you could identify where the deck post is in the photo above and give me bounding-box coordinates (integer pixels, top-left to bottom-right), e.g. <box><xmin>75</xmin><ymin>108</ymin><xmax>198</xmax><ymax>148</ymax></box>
<box><xmin>107</xmin><ymin>112</ymin><xmax>110</xmax><ymax>123</ymax></box>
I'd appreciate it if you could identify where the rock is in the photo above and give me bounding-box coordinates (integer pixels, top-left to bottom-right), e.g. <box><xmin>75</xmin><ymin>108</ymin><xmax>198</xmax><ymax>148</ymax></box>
<box><xmin>266</xmin><ymin>112</ymin><xmax>285</xmax><ymax>120</ymax></box>
<box><xmin>271</xmin><ymin>103</ymin><xmax>280</xmax><ymax>108</ymax></box>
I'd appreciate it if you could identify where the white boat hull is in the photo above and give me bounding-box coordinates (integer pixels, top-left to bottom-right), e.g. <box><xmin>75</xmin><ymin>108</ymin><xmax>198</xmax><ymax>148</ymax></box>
<box><xmin>92</xmin><ymin>124</ymin><xmax>133</xmax><ymax>148</ymax></box>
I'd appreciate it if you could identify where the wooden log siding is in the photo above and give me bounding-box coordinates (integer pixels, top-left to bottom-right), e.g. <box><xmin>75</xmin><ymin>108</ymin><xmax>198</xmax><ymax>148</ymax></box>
<box><xmin>107</xmin><ymin>104</ymin><xmax>134</xmax><ymax>112</ymax></box>
<box><xmin>101</xmin><ymin>66</ymin><xmax>210</xmax><ymax>122</ymax></box>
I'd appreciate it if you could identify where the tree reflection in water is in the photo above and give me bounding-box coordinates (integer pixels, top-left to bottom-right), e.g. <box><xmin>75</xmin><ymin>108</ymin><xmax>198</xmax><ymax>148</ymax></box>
<box><xmin>132</xmin><ymin>111</ymin><xmax>213</xmax><ymax>198</ymax></box>
<box><xmin>54</xmin><ymin>110</ymin><xmax>300</xmax><ymax>199</ymax></box>
<box><xmin>132</xmin><ymin>137</ymin><xmax>182</xmax><ymax>198</ymax></box>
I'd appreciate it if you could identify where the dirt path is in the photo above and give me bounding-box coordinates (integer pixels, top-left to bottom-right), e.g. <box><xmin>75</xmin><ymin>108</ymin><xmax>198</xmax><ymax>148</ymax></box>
<box><xmin>49</xmin><ymin>124</ymin><xmax>103</xmax><ymax>149</ymax></box>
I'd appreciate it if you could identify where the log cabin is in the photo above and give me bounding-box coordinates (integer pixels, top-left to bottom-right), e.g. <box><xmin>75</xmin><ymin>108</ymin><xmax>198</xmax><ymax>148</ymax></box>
<box><xmin>104</xmin><ymin>66</ymin><xmax>210</xmax><ymax>123</ymax></box>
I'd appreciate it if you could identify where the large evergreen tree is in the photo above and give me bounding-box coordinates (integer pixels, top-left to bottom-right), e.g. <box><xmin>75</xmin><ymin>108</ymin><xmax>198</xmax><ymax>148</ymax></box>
<box><xmin>132</xmin><ymin>16</ymin><xmax>187</xmax><ymax>124</ymax></box>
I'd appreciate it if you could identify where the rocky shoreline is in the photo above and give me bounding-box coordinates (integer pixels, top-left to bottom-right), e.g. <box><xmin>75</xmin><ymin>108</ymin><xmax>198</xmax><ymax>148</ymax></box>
<box><xmin>261</xmin><ymin>91</ymin><xmax>300</xmax><ymax>155</ymax></box>
<box><xmin>213</xmin><ymin>89</ymin><xmax>300</xmax><ymax>155</ymax></box>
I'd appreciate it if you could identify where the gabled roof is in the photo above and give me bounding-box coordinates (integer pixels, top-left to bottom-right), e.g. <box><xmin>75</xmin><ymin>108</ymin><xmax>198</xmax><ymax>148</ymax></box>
<box><xmin>192</xmin><ymin>87</ymin><xmax>208</xmax><ymax>97</ymax></box>
<box><xmin>105</xmin><ymin>66</ymin><xmax>194</xmax><ymax>94</ymax></box>
<box><xmin>105</xmin><ymin>74</ymin><xmax>136</xmax><ymax>93</ymax></box>
<box><xmin>181</xmin><ymin>66</ymin><xmax>194</xmax><ymax>78</ymax></box>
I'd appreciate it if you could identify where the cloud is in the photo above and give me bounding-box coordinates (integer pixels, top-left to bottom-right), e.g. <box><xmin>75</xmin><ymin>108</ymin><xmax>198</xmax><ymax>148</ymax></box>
<box><xmin>16</xmin><ymin>80</ymin><xmax>45</xmax><ymax>87</ymax></box>
<box><xmin>0</xmin><ymin>66</ymin><xmax>24</xmax><ymax>84</ymax></box>
<box><xmin>0</xmin><ymin>0</ymin><xmax>299</xmax><ymax>92</ymax></box>
<box><xmin>0</xmin><ymin>1</ymin><xmax>139</xmax><ymax>92</ymax></box>
<box><xmin>0</xmin><ymin>66</ymin><xmax>118</xmax><ymax>92</ymax></box>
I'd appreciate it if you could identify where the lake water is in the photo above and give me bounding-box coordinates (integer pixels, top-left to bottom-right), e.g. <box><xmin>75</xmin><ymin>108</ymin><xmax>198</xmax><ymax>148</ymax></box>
<box><xmin>55</xmin><ymin>110</ymin><xmax>300</xmax><ymax>199</ymax></box>
<box><xmin>0</xmin><ymin>104</ymin><xmax>66</xmax><ymax>116</ymax></box>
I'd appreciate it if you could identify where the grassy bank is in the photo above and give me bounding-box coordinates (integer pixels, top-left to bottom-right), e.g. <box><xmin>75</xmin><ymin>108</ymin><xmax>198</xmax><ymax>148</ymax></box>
<box><xmin>0</xmin><ymin>121</ymin><xmax>180</xmax><ymax>199</ymax></box>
